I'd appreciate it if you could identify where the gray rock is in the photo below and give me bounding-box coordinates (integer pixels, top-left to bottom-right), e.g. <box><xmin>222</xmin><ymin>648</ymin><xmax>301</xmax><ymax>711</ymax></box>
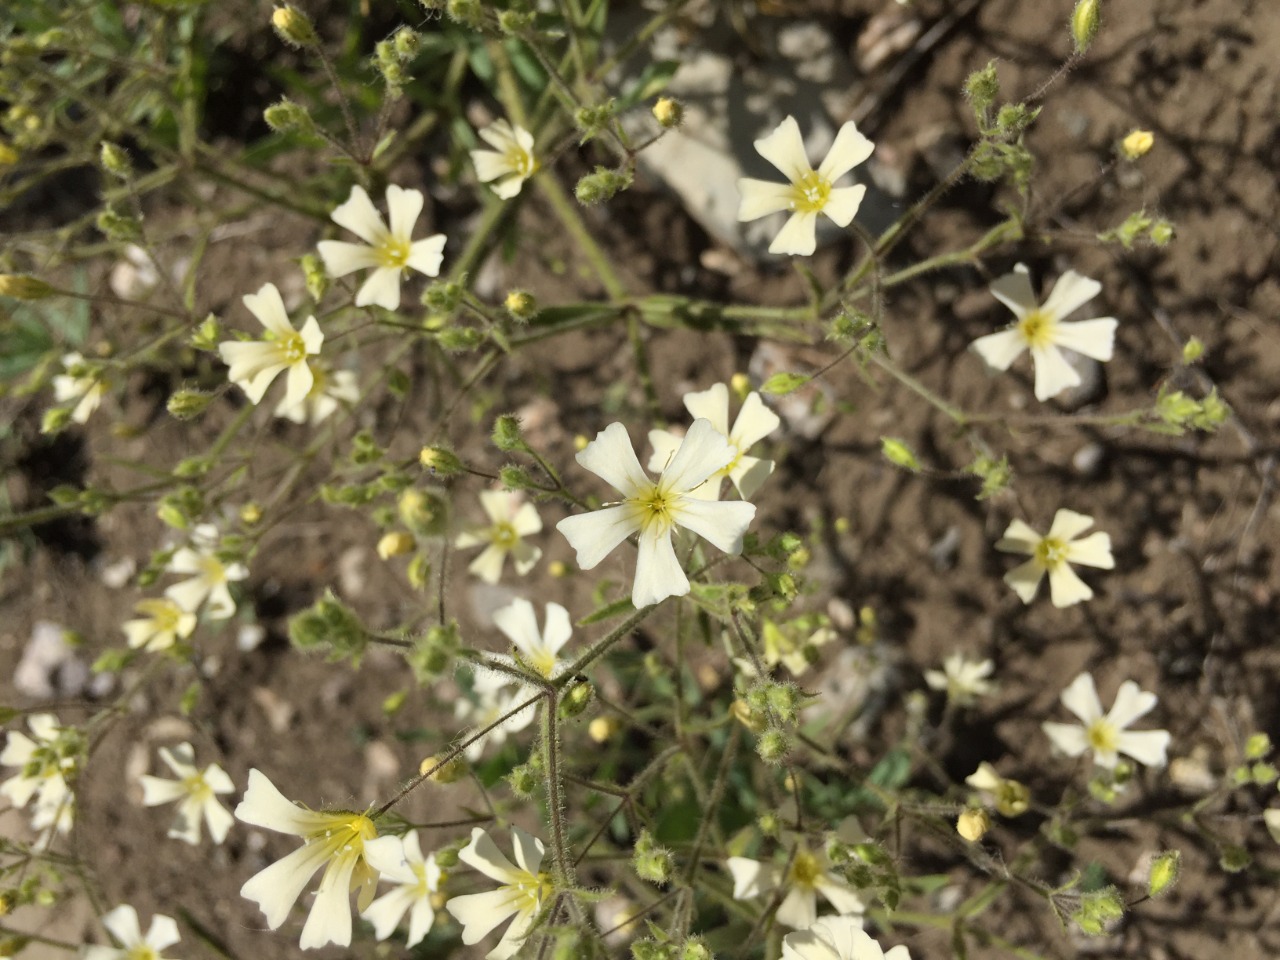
<box><xmin>14</xmin><ymin>621</ymin><xmax>88</xmax><ymax>700</ymax></box>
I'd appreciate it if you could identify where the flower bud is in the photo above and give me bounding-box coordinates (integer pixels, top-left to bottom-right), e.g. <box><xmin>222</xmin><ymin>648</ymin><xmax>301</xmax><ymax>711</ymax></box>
<box><xmin>398</xmin><ymin>488</ymin><xmax>449</xmax><ymax>537</ymax></box>
<box><xmin>881</xmin><ymin>437</ymin><xmax>920</xmax><ymax>472</ymax></box>
<box><xmin>679</xmin><ymin>938</ymin><xmax>712</xmax><ymax>960</ymax></box>
<box><xmin>97</xmin><ymin>208</ymin><xmax>142</xmax><ymax>242</ymax></box>
<box><xmin>40</xmin><ymin>407</ymin><xmax>72</xmax><ymax>435</ymax></box>
<box><xmin>633</xmin><ymin>830</ymin><xmax>674</xmax><ymax>885</ymax></box>
<box><xmin>166</xmin><ymin>388</ymin><xmax>214</xmax><ymax>420</ymax></box>
<box><xmin>99</xmin><ymin>141</ymin><xmax>132</xmax><ymax>178</ymax></box>
<box><xmin>507</xmin><ymin>761</ymin><xmax>540</xmax><ymax>797</ymax></box>
<box><xmin>499</xmin><ymin>464</ymin><xmax>536</xmax><ymax>490</ymax></box>
<box><xmin>240</xmin><ymin>502</ymin><xmax>263</xmax><ymax>526</ymax></box>
<box><xmin>504</xmin><ymin>290</ymin><xmax>537</xmax><ymax>321</ymax></box>
<box><xmin>588</xmin><ymin>716</ymin><xmax>619</xmax><ymax>743</ymax></box>
<box><xmin>559</xmin><ymin>678</ymin><xmax>594</xmax><ymax>719</ymax></box>
<box><xmin>271</xmin><ymin>5</ymin><xmax>319</xmax><ymax>48</ymax></box>
<box><xmin>1147</xmin><ymin>849</ymin><xmax>1180</xmax><ymax>897</ymax></box>
<box><xmin>377</xmin><ymin>531</ymin><xmax>416</xmax><ymax>559</ymax></box>
<box><xmin>408</xmin><ymin>554</ymin><xmax>431</xmax><ymax>589</ymax></box>
<box><xmin>418</xmin><ymin>445</ymin><xmax>464</xmax><ymax>477</ymax></box>
<box><xmin>498</xmin><ymin>10</ymin><xmax>534</xmax><ymax>33</ymax></box>
<box><xmin>1071</xmin><ymin>0</ymin><xmax>1100</xmax><ymax>53</ymax></box>
<box><xmin>1120</xmin><ymin>129</ymin><xmax>1153</xmax><ymax>160</ymax></box>
<box><xmin>263</xmin><ymin>98</ymin><xmax>314</xmax><ymax>136</ymax></box>
<box><xmin>755</xmin><ymin>728</ymin><xmax>790</xmax><ymax>764</ymax></box>
<box><xmin>652</xmin><ymin>97</ymin><xmax>684</xmax><ymax>129</ymax></box>
<box><xmin>0</xmin><ymin>274</ymin><xmax>53</xmax><ymax>299</ymax></box>
<box><xmin>420</xmin><ymin>753</ymin><xmax>466</xmax><ymax>783</ymax></box>
<box><xmin>730</xmin><ymin>699</ymin><xmax>766</xmax><ymax>734</ymax></box>
<box><xmin>574</xmin><ymin>166</ymin><xmax>633</xmax><ymax>206</ymax></box>
<box><xmin>393</xmin><ymin>28</ymin><xmax>421</xmax><ymax>60</ymax></box>
<box><xmin>956</xmin><ymin>808</ymin><xmax>991</xmax><ymax>842</ymax></box>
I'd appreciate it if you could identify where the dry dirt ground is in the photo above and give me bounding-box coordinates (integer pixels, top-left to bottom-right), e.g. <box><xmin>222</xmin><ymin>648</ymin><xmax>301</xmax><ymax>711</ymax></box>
<box><xmin>2</xmin><ymin>0</ymin><xmax>1278</xmax><ymax>958</ymax></box>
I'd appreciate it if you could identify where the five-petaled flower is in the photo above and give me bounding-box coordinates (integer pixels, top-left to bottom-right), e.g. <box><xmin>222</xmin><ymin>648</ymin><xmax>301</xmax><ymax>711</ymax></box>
<box><xmin>219</xmin><ymin>282</ymin><xmax>324</xmax><ymax>414</ymax></box>
<box><xmin>84</xmin><ymin>904</ymin><xmax>181</xmax><ymax>960</ymax></box>
<box><xmin>970</xmin><ymin>264</ymin><xmax>1118</xmax><ymax>402</ymax></box>
<box><xmin>317</xmin><ymin>184</ymin><xmax>446</xmax><ymax>310</ymax></box>
<box><xmin>995</xmin><ymin>508</ymin><xmax>1114</xmax><ymax>608</ymax></box>
<box><xmin>471</xmin><ymin>119</ymin><xmax>538</xmax><ymax>199</ymax></box>
<box><xmin>164</xmin><ymin>523</ymin><xmax>249</xmax><ymax>620</ymax></box>
<box><xmin>122</xmin><ymin>597</ymin><xmax>197</xmax><ymax>652</ymax></box>
<box><xmin>557</xmin><ymin>420</ymin><xmax>756</xmax><ymax>609</ymax></box>
<box><xmin>491</xmin><ymin>597</ymin><xmax>573</xmax><ymax>681</ymax></box>
<box><xmin>781</xmin><ymin>915</ymin><xmax>911</xmax><ymax>960</ymax></box>
<box><xmin>52</xmin><ymin>352</ymin><xmax>108</xmax><ymax>424</ymax></box>
<box><xmin>454</xmin><ymin>671</ymin><xmax>537</xmax><ymax>761</ymax></box>
<box><xmin>924</xmin><ymin>652</ymin><xmax>996</xmax><ymax>707</ymax></box>
<box><xmin>140</xmin><ymin>742</ymin><xmax>235</xmax><ymax>845</ymax></box>
<box><xmin>235</xmin><ymin>768</ymin><xmax>379</xmax><ymax>949</ymax></box>
<box><xmin>0</xmin><ymin>713</ymin><xmax>78</xmax><ymax>841</ymax></box>
<box><xmin>737</xmin><ymin>116</ymin><xmax>874</xmax><ymax>256</ymax></box>
<box><xmin>1042</xmin><ymin>672</ymin><xmax>1171</xmax><ymax>770</ymax></box>
<box><xmin>361</xmin><ymin>830</ymin><xmax>442</xmax><ymax>948</ymax></box>
<box><xmin>648</xmin><ymin>382</ymin><xmax>781</xmax><ymax>500</ymax></box>
<box><xmin>445</xmin><ymin>826</ymin><xmax>554</xmax><ymax>960</ymax></box>
<box><xmin>456</xmin><ymin>490</ymin><xmax>544</xmax><ymax>584</ymax></box>
<box><xmin>727</xmin><ymin>831</ymin><xmax>865</xmax><ymax>930</ymax></box>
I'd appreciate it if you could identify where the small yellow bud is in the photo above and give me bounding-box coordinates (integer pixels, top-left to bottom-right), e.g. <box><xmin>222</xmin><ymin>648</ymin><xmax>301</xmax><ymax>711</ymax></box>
<box><xmin>652</xmin><ymin>97</ymin><xmax>684</xmax><ymax>129</ymax></box>
<box><xmin>573</xmin><ymin>434</ymin><xmax>589</xmax><ymax>451</ymax></box>
<box><xmin>0</xmin><ymin>143</ymin><xmax>19</xmax><ymax>166</ymax></box>
<box><xmin>1071</xmin><ymin>0</ymin><xmax>1100</xmax><ymax>53</ymax></box>
<box><xmin>588</xmin><ymin>716</ymin><xmax>619</xmax><ymax>743</ymax></box>
<box><xmin>548</xmin><ymin>560</ymin><xmax>569</xmax><ymax>578</ymax></box>
<box><xmin>729</xmin><ymin>372</ymin><xmax>751</xmax><ymax>399</ymax></box>
<box><xmin>730</xmin><ymin>699</ymin><xmax>766</xmax><ymax>733</ymax></box>
<box><xmin>377</xmin><ymin>531</ymin><xmax>416</xmax><ymax>559</ymax></box>
<box><xmin>957</xmin><ymin>808</ymin><xmax>991</xmax><ymax>842</ymax></box>
<box><xmin>0</xmin><ymin>274</ymin><xmax>54</xmax><ymax>299</ymax></box>
<box><xmin>504</xmin><ymin>290</ymin><xmax>537</xmax><ymax>321</ymax></box>
<box><xmin>834</xmin><ymin>516</ymin><xmax>850</xmax><ymax>534</ymax></box>
<box><xmin>418</xmin><ymin>445</ymin><xmax>463</xmax><ymax>476</ymax></box>
<box><xmin>271</xmin><ymin>5</ymin><xmax>319</xmax><ymax>47</ymax></box>
<box><xmin>420</xmin><ymin>753</ymin><xmax>466</xmax><ymax>783</ymax></box>
<box><xmin>1120</xmin><ymin>129</ymin><xmax>1153</xmax><ymax>160</ymax></box>
<box><xmin>239</xmin><ymin>502</ymin><xmax>263</xmax><ymax>526</ymax></box>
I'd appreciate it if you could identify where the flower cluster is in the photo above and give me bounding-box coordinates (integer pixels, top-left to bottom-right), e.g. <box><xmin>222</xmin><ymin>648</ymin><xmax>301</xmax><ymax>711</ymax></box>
<box><xmin>1</xmin><ymin>713</ymin><xmax>79</xmax><ymax>842</ymax></box>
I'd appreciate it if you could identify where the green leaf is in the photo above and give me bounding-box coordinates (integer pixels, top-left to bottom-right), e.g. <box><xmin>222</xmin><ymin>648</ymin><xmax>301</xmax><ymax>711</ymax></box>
<box><xmin>760</xmin><ymin>372</ymin><xmax>811</xmax><ymax>396</ymax></box>
<box><xmin>577</xmin><ymin>596</ymin><xmax>634</xmax><ymax>625</ymax></box>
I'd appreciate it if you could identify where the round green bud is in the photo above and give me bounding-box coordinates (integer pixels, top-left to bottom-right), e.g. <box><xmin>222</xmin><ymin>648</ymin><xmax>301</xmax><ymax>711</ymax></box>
<box><xmin>271</xmin><ymin>6</ymin><xmax>319</xmax><ymax>48</ymax></box>
<box><xmin>393</xmin><ymin>29</ymin><xmax>421</xmax><ymax>60</ymax></box>
<box><xmin>418</xmin><ymin>446</ymin><xmax>464</xmax><ymax>477</ymax></box>
<box><xmin>99</xmin><ymin>141</ymin><xmax>132</xmax><ymax>178</ymax></box>
<box><xmin>492</xmin><ymin>414</ymin><xmax>524</xmax><ymax>451</ymax></box>
<box><xmin>756</xmin><ymin>728</ymin><xmax>790</xmax><ymax>764</ymax></box>
<box><xmin>574</xmin><ymin>167</ymin><xmax>633</xmax><ymax>206</ymax></box>
<box><xmin>167</xmin><ymin>388</ymin><xmax>214</xmax><ymax>421</ymax></box>
<box><xmin>264</xmin><ymin>98</ymin><xmax>314</xmax><ymax>135</ymax></box>
<box><xmin>559</xmin><ymin>678</ymin><xmax>594</xmax><ymax>719</ymax></box>
<box><xmin>398</xmin><ymin>488</ymin><xmax>449</xmax><ymax>537</ymax></box>
<box><xmin>504</xmin><ymin>290</ymin><xmax>537</xmax><ymax>321</ymax></box>
<box><xmin>652</xmin><ymin>97</ymin><xmax>684</xmax><ymax>129</ymax></box>
<box><xmin>1071</xmin><ymin>0</ymin><xmax>1100</xmax><ymax>53</ymax></box>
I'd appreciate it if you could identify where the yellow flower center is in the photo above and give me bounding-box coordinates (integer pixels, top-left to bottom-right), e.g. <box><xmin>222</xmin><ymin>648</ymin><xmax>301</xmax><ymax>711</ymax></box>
<box><xmin>376</xmin><ymin>237</ymin><xmax>412</xmax><ymax>270</ymax></box>
<box><xmin>631</xmin><ymin>484</ymin><xmax>677</xmax><ymax>534</ymax></box>
<box><xmin>789</xmin><ymin>171</ymin><xmax>832</xmax><ymax>214</ymax></box>
<box><xmin>277</xmin><ymin>330</ymin><xmax>307</xmax><ymax>364</ymax></box>
<box><xmin>182</xmin><ymin>771</ymin><xmax>212</xmax><ymax>802</ymax></box>
<box><xmin>491</xmin><ymin>521</ymin><xmax>519</xmax><ymax>550</ymax></box>
<box><xmin>507</xmin><ymin>870</ymin><xmax>553</xmax><ymax>915</ymax></box>
<box><xmin>789</xmin><ymin>849</ymin><xmax>822</xmax><ymax>888</ymax></box>
<box><xmin>1086</xmin><ymin>719</ymin><xmax>1119</xmax><ymax>754</ymax></box>
<box><xmin>197</xmin><ymin>553</ymin><xmax>229</xmax><ymax>585</ymax></box>
<box><xmin>1034</xmin><ymin>537</ymin><xmax>1068</xmax><ymax>571</ymax></box>
<box><xmin>308</xmin><ymin>812</ymin><xmax>377</xmax><ymax>859</ymax></box>
<box><xmin>1016</xmin><ymin>309</ymin><xmax>1055</xmax><ymax>349</ymax></box>
<box><xmin>506</xmin><ymin>146</ymin><xmax>535</xmax><ymax>178</ymax></box>
<box><xmin>126</xmin><ymin>947</ymin><xmax>159</xmax><ymax>960</ymax></box>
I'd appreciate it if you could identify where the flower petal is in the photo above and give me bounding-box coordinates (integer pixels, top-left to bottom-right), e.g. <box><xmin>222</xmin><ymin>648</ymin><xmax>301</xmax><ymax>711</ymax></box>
<box><xmin>1047</xmin><ymin>509</ymin><xmax>1095</xmax><ymax>541</ymax></box>
<box><xmin>240</xmin><ymin>840</ymin><xmax>331</xmax><ymax>929</ymax></box>
<box><xmin>317</xmin><ymin>240</ymin><xmax>380</xmax><ymax>278</ymax></box>
<box><xmin>1047</xmin><ymin>562</ymin><xmax>1094</xmax><ymax>607</ymax></box>
<box><xmin>989</xmin><ymin>264</ymin><xmax>1037</xmax><ymax>317</ymax></box>
<box><xmin>662</xmin><ymin>418</ymin><xmax>736</xmax><ymax>493</ymax></box>
<box><xmin>731</xmin><ymin>392</ymin><xmax>781</xmax><ymax>449</ymax></box>
<box><xmin>994</xmin><ymin>520</ymin><xmax>1040</xmax><ymax>555</ymax></box>
<box><xmin>769</xmin><ymin>210</ymin><xmax>819</xmax><ymax>256</ymax></box>
<box><xmin>446</xmin><ymin>888</ymin><xmax>520</xmax><ymax>944</ymax></box>
<box><xmin>647</xmin><ymin>428</ymin><xmax>684</xmax><ymax>475</ymax></box>
<box><xmin>576</xmin><ymin>422</ymin><xmax>650</xmax><ymax>496</ymax></box>
<box><xmin>1042</xmin><ymin>720</ymin><xmax>1090</xmax><ymax>757</ymax></box>
<box><xmin>363</xmin><ymin>885</ymin><xmax>416</xmax><ymax>940</ymax></box>
<box><xmin>1041</xmin><ymin>269</ymin><xmax>1101</xmax><ymax>321</ymax></box>
<box><xmin>281</xmin><ymin>360</ymin><xmax>315</xmax><ymax>414</ymax></box>
<box><xmin>407</xmin><ymin>234</ymin><xmax>446</xmax><ymax>277</ymax></box>
<box><xmin>511</xmin><ymin>501</ymin><xmax>543</xmax><ymax>537</ymax></box>
<box><xmin>1030</xmin><ymin>343</ymin><xmax>1081</xmax><ymax>401</ymax></box>
<box><xmin>139</xmin><ymin>776</ymin><xmax>187</xmax><ymax>807</ymax></box>
<box><xmin>681</xmin><ymin>383</ymin><xmax>731</xmax><ymax>435</ymax></box>
<box><xmin>1059</xmin><ymin>673</ymin><xmax>1104</xmax><ymax>725</ymax></box>
<box><xmin>468</xmin><ymin>544</ymin><xmax>507</xmax><ymax>585</ymax></box>
<box><xmin>298</xmin><ymin>851</ymin><xmax>358</xmax><ymax>948</ymax></box>
<box><xmin>737</xmin><ymin>179</ymin><xmax>796</xmax><ymax>222</ymax></box>
<box><xmin>1065</xmin><ymin>531</ymin><xmax>1114</xmax><ymax>569</ymax></box>
<box><xmin>460</xmin><ymin>827</ymin><xmax>520</xmax><ymax>883</ymax></box>
<box><xmin>675</xmin><ymin>498</ymin><xmax>755</xmax><ymax>554</ymax></box>
<box><xmin>235</xmin><ymin>769</ymin><xmax>330</xmax><ymax>836</ymax></box>
<box><xmin>1002</xmin><ymin>559</ymin><xmax>1045</xmax><ymax>604</ymax></box>
<box><xmin>541</xmin><ymin>602</ymin><xmax>572</xmax><ymax>655</ymax></box>
<box><xmin>1106</xmin><ymin>680</ymin><xmax>1157</xmax><ymax>729</ymax></box>
<box><xmin>776</xmin><ymin>885</ymin><xmax>817</xmax><ymax>929</ymax></box>
<box><xmin>970</xmin><ymin>329</ymin><xmax>1027</xmax><ymax>372</ymax></box>
<box><xmin>1051</xmin><ymin>317</ymin><xmax>1117</xmax><ymax>361</ymax></box>
<box><xmin>821</xmin><ymin>184</ymin><xmax>866</xmax><ymax>228</ymax></box>
<box><xmin>730</xmin><ymin>455</ymin><xmax>774</xmax><ymax>500</ymax></box>
<box><xmin>243</xmin><ymin>283</ymin><xmax>293</xmax><ymax>338</ymax></box>
<box><xmin>203</xmin><ymin>797</ymin><xmax>235</xmax><ymax>844</ymax></box>
<box><xmin>753</xmin><ymin>116</ymin><xmax>812</xmax><ymax>183</ymax></box>
<box><xmin>493</xmin><ymin>599</ymin><xmax>542</xmax><ymax>655</ymax></box>
<box><xmin>355</xmin><ymin>267</ymin><xmax>403</xmax><ymax>311</ymax></box>
<box><xmin>557</xmin><ymin>506</ymin><xmax>637</xmax><ymax>570</ymax></box>
<box><xmin>145</xmin><ymin>914</ymin><xmax>181</xmax><ymax>951</ymax></box>
<box><xmin>814</xmin><ymin>876</ymin><xmax>865</xmax><ymax>916</ymax></box>
<box><xmin>510</xmin><ymin>826</ymin><xmax>545</xmax><ymax>876</ymax></box>
<box><xmin>1117</xmin><ymin>729</ymin><xmax>1171</xmax><ymax>767</ymax></box>
<box><xmin>102</xmin><ymin>904</ymin><xmax>143</xmax><ymax>948</ymax></box>
<box><xmin>406</xmin><ymin>895</ymin><xmax>436</xmax><ymax>947</ymax></box>
<box><xmin>385</xmin><ymin>185</ymin><xmax>424</xmax><ymax>244</ymax></box>
<box><xmin>726</xmin><ymin>857</ymin><xmax>773</xmax><ymax>900</ymax></box>
<box><xmin>331</xmin><ymin>185</ymin><xmax>387</xmax><ymax>246</ymax></box>
<box><xmin>817</xmin><ymin>121</ymin><xmax>875</xmax><ymax>181</ymax></box>
<box><xmin>632</xmin><ymin>528</ymin><xmax>688</xmax><ymax>608</ymax></box>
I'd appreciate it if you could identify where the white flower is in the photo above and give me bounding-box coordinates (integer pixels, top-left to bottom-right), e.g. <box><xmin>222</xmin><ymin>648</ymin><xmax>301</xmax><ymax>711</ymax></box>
<box><xmin>727</xmin><ymin>835</ymin><xmax>865</xmax><ymax>930</ymax></box>
<box><xmin>648</xmin><ymin>382</ymin><xmax>781</xmax><ymax>500</ymax></box>
<box><xmin>317</xmin><ymin>184</ymin><xmax>446</xmax><ymax>310</ymax></box>
<box><xmin>737</xmin><ymin>116</ymin><xmax>874</xmax><ymax>256</ymax></box>
<box><xmin>164</xmin><ymin>523</ymin><xmax>248</xmax><ymax>619</ymax></box>
<box><xmin>970</xmin><ymin>264</ymin><xmax>1118</xmax><ymax>401</ymax></box>
<box><xmin>84</xmin><ymin>904</ymin><xmax>180</xmax><ymax>960</ymax></box>
<box><xmin>736</xmin><ymin>615</ymin><xmax>835</xmax><ymax>678</ymax></box>
<box><xmin>781</xmin><ymin>915</ymin><xmax>911</xmax><ymax>960</ymax></box>
<box><xmin>471</xmin><ymin>119</ymin><xmax>538</xmax><ymax>199</ymax></box>
<box><xmin>995</xmin><ymin>508</ymin><xmax>1114</xmax><ymax>608</ymax></box>
<box><xmin>361</xmin><ymin>831</ymin><xmax>441</xmax><ymax>947</ymax></box>
<box><xmin>0</xmin><ymin>713</ymin><xmax>77</xmax><ymax>841</ymax></box>
<box><xmin>964</xmin><ymin>762</ymin><xmax>1029</xmax><ymax>817</ymax></box>
<box><xmin>275</xmin><ymin>366</ymin><xmax>358</xmax><ymax>425</ymax></box>
<box><xmin>1042</xmin><ymin>672</ymin><xmax>1171</xmax><ymax>770</ymax></box>
<box><xmin>52</xmin><ymin>352</ymin><xmax>108</xmax><ymax>424</ymax></box>
<box><xmin>557</xmin><ymin>420</ymin><xmax>756</xmax><ymax>609</ymax></box>
<box><xmin>455</xmin><ymin>490</ymin><xmax>543</xmax><ymax>584</ymax></box>
<box><xmin>446</xmin><ymin>826</ymin><xmax>554</xmax><ymax>960</ymax></box>
<box><xmin>139</xmin><ymin>742</ymin><xmax>235</xmax><ymax>845</ymax></box>
<box><xmin>924</xmin><ymin>652</ymin><xmax>995</xmax><ymax>707</ymax></box>
<box><xmin>454</xmin><ymin>672</ymin><xmax>537</xmax><ymax>761</ymax></box>
<box><xmin>122</xmin><ymin>597</ymin><xmax>197</xmax><ymax>652</ymax></box>
<box><xmin>491</xmin><ymin>597</ymin><xmax>573</xmax><ymax>680</ymax></box>
<box><xmin>235</xmin><ymin>770</ymin><xmax>379</xmax><ymax>949</ymax></box>
<box><xmin>218</xmin><ymin>282</ymin><xmax>324</xmax><ymax>413</ymax></box>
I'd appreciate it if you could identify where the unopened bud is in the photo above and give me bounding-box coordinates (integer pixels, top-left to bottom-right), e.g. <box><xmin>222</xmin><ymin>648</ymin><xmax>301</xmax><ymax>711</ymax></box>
<box><xmin>559</xmin><ymin>678</ymin><xmax>594</xmax><ymax>718</ymax></box>
<box><xmin>730</xmin><ymin>699</ymin><xmax>766</xmax><ymax>733</ymax></box>
<box><xmin>97</xmin><ymin>208</ymin><xmax>142</xmax><ymax>242</ymax></box>
<box><xmin>0</xmin><ymin>274</ymin><xmax>54</xmax><ymax>299</ymax></box>
<box><xmin>377</xmin><ymin>531</ymin><xmax>416</xmax><ymax>559</ymax></box>
<box><xmin>240</xmin><ymin>502</ymin><xmax>263</xmax><ymax>525</ymax></box>
<box><xmin>492</xmin><ymin>414</ymin><xmax>524</xmax><ymax>451</ymax></box>
<box><xmin>1147</xmin><ymin>850</ymin><xmax>1180</xmax><ymax>897</ymax></box>
<box><xmin>881</xmin><ymin>437</ymin><xmax>920</xmax><ymax>472</ymax></box>
<box><xmin>264</xmin><ymin>98</ymin><xmax>314</xmax><ymax>136</ymax></box>
<box><xmin>166</xmin><ymin>388</ymin><xmax>214</xmax><ymax>420</ymax></box>
<box><xmin>574</xmin><ymin>166</ymin><xmax>633</xmax><ymax>206</ymax></box>
<box><xmin>1120</xmin><ymin>129</ymin><xmax>1153</xmax><ymax>160</ymax></box>
<box><xmin>652</xmin><ymin>97</ymin><xmax>684</xmax><ymax>129</ymax></box>
<box><xmin>299</xmin><ymin>253</ymin><xmax>328</xmax><ymax>301</ymax></box>
<box><xmin>729</xmin><ymin>372</ymin><xmax>751</xmax><ymax>399</ymax></box>
<box><xmin>99</xmin><ymin>141</ymin><xmax>132</xmax><ymax>178</ymax></box>
<box><xmin>504</xmin><ymin>290</ymin><xmax>537</xmax><ymax>321</ymax></box>
<box><xmin>420</xmin><ymin>753</ymin><xmax>466</xmax><ymax>782</ymax></box>
<box><xmin>398</xmin><ymin>488</ymin><xmax>448</xmax><ymax>537</ymax></box>
<box><xmin>418</xmin><ymin>445</ymin><xmax>463</xmax><ymax>477</ymax></box>
<box><xmin>1071</xmin><ymin>0</ymin><xmax>1100</xmax><ymax>53</ymax></box>
<box><xmin>41</xmin><ymin>407</ymin><xmax>72</xmax><ymax>435</ymax></box>
<box><xmin>755</xmin><ymin>728</ymin><xmax>790</xmax><ymax>764</ymax></box>
<box><xmin>956</xmin><ymin>808</ymin><xmax>991</xmax><ymax>842</ymax></box>
<box><xmin>272</xmin><ymin>5</ymin><xmax>319</xmax><ymax>47</ymax></box>
<box><xmin>588</xmin><ymin>716</ymin><xmax>619</xmax><ymax>743</ymax></box>
<box><xmin>393</xmin><ymin>28</ymin><xmax>421</xmax><ymax>60</ymax></box>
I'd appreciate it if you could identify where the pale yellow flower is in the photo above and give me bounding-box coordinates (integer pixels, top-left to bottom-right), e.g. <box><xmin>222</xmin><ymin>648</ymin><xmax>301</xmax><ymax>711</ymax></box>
<box><xmin>471</xmin><ymin>120</ymin><xmax>538</xmax><ymax>199</ymax></box>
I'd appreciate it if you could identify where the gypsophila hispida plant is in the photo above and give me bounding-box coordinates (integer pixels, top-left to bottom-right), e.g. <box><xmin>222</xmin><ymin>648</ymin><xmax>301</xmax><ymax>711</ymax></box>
<box><xmin>0</xmin><ymin>0</ymin><xmax>1266</xmax><ymax>957</ymax></box>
